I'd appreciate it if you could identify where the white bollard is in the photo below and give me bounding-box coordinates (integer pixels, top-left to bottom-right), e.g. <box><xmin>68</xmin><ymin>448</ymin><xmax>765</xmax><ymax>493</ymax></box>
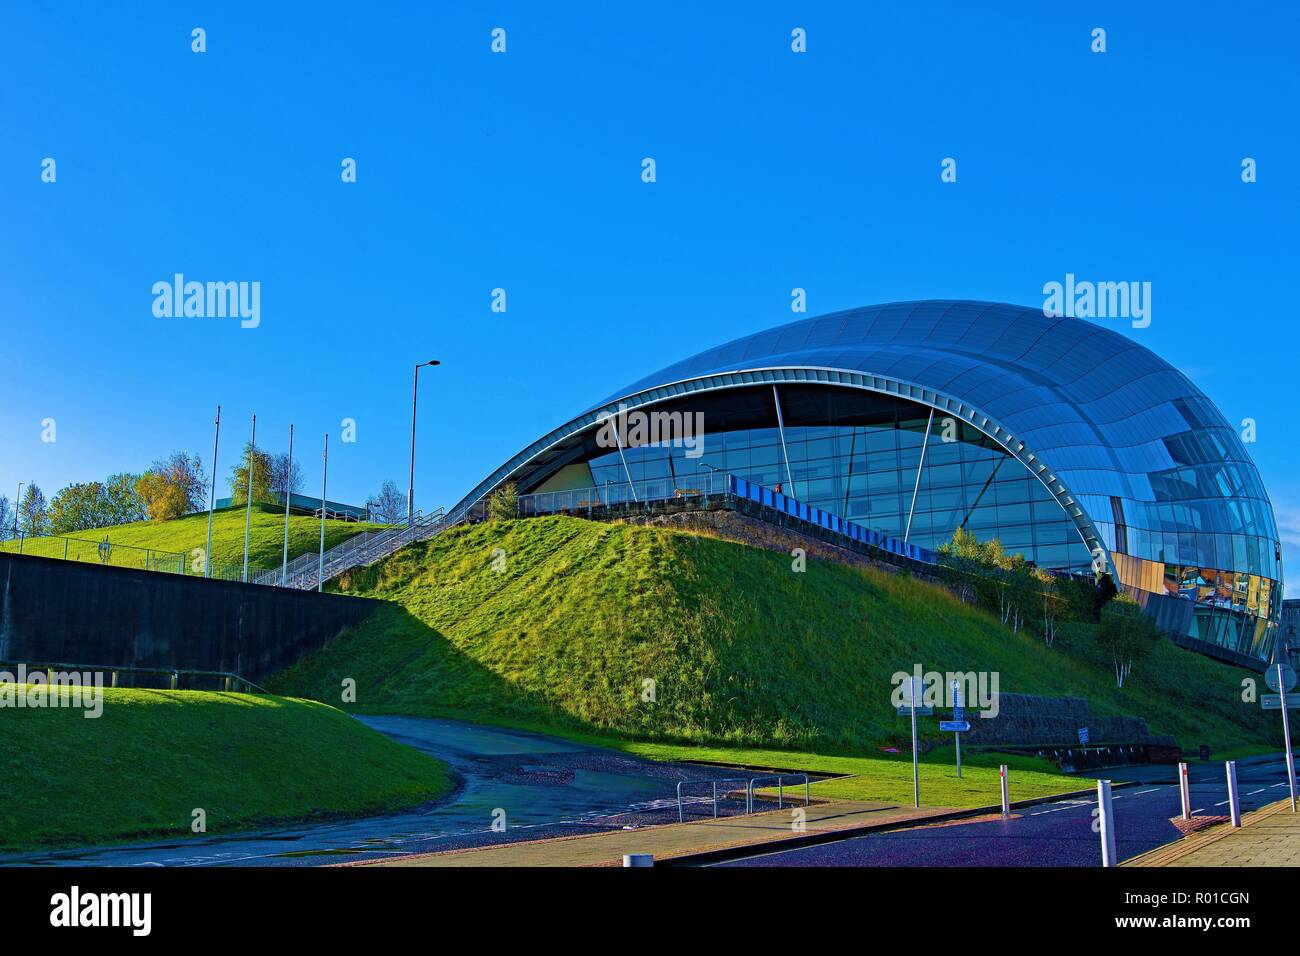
<box><xmin>1000</xmin><ymin>764</ymin><xmax>1010</xmax><ymax>816</ymax></box>
<box><xmin>1178</xmin><ymin>761</ymin><xmax>1191</xmax><ymax>820</ymax></box>
<box><xmin>1226</xmin><ymin>760</ymin><xmax>1241</xmax><ymax>828</ymax></box>
<box><xmin>623</xmin><ymin>853</ymin><xmax>653</xmax><ymax>867</ymax></box>
<box><xmin>1097</xmin><ymin>779</ymin><xmax>1117</xmax><ymax>867</ymax></box>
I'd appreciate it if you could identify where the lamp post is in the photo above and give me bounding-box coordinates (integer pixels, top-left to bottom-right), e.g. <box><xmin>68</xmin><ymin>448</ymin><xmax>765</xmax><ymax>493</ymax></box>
<box><xmin>14</xmin><ymin>481</ymin><xmax>23</xmax><ymax>535</ymax></box>
<box><xmin>408</xmin><ymin>359</ymin><xmax>441</xmax><ymax>526</ymax></box>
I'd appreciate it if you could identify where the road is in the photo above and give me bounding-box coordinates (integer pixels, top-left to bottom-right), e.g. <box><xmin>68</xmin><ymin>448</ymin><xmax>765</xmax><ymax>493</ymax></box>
<box><xmin>720</xmin><ymin>754</ymin><xmax>1298</xmax><ymax>867</ymax></box>
<box><xmin>0</xmin><ymin>716</ymin><xmax>743</xmax><ymax>867</ymax></box>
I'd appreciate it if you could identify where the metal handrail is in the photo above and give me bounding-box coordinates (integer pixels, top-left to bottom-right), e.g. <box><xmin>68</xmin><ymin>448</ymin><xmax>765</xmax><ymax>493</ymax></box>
<box><xmin>747</xmin><ymin>773</ymin><xmax>811</xmax><ymax>811</ymax></box>
<box><xmin>266</xmin><ymin>506</ymin><xmax>452</xmax><ymax>591</ymax></box>
<box><xmin>0</xmin><ymin>659</ymin><xmax>270</xmax><ymax>694</ymax></box>
<box><xmin>675</xmin><ymin>777</ymin><xmax>752</xmax><ymax>822</ymax></box>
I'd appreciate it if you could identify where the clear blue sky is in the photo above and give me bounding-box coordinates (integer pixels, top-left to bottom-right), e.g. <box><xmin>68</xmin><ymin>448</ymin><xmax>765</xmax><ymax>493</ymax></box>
<box><xmin>2</xmin><ymin>2</ymin><xmax>1296</xmax><ymax>592</ymax></box>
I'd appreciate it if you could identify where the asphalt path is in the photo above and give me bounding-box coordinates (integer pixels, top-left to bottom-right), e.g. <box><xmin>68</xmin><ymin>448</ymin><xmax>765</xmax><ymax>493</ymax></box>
<box><xmin>719</xmin><ymin>754</ymin><xmax>1298</xmax><ymax>867</ymax></box>
<box><xmin>0</xmin><ymin>716</ymin><xmax>752</xmax><ymax>867</ymax></box>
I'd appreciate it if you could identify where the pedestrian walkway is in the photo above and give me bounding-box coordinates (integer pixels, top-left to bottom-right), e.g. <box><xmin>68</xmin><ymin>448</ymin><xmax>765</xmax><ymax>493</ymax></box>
<box><xmin>1124</xmin><ymin>798</ymin><xmax>1300</xmax><ymax>866</ymax></box>
<box><xmin>354</xmin><ymin>799</ymin><xmax>956</xmax><ymax>868</ymax></box>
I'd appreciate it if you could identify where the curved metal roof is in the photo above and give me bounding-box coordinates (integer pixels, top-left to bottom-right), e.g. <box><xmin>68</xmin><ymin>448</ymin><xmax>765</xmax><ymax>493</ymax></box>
<box><xmin>452</xmin><ymin>301</ymin><xmax>1279</xmax><ymax>588</ymax></box>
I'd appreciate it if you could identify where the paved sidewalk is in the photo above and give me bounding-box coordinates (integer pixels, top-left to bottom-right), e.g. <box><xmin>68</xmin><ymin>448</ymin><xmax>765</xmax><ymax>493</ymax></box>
<box><xmin>355</xmin><ymin>799</ymin><xmax>955</xmax><ymax>867</ymax></box>
<box><xmin>1124</xmin><ymin>798</ymin><xmax>1300</xmax><ymax>867</ymax></box>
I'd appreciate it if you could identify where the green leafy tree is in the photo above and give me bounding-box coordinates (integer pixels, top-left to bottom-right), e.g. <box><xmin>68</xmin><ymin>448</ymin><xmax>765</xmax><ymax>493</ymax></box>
<box><xmin>0</xmin><ymin>495</ymin><xmax>12</xmax><ymax>537</ymax></box>
<box><xmin>18</xmin><ymin>483</ymin><xmax>49</xmax><ymax>535</ymax></box>
<box><xmin>102</xmin><ymin>472</ymin><xmax>147</xmax><ymax>524</ymax></box>
<box><xmin>48</xmin><ymin>481</ymin><xmax>110</xmax><ymax>534</ymax></box>
<box><xmin>1098</xmin><ymin>595</ymin><xmax>1162</xmax><ymax>688</ymax></box>
<box><xmin>230</xmin><ymin>443</ymin><xmax>274</xmax><ymax>506</ymax></box>
<box><xmin>487</xmin><ymin>482</ymin><xmax>519</xmax><ymax>521</ymax></box>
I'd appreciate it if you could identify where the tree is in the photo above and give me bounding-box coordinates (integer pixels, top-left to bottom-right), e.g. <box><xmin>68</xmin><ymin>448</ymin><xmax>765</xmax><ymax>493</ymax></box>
<box><xmin>366</xmin><ymin>479</ymin><xmax>405</xmax><ymax>523</ymax></box>
<box><xmin>136</xmin><ymin>452</ymin><xmax>207</xmax><ymax>521</ymax></box>
<box><xmin>270</xmin><ymin>452</ymin><xmax>304</xmax><ymax>502</ymax></box>
<box><xmin>102</xmin><ymin>472</ymin><xmax>147</xmax><ymax>524</ymax></box>
<box><xmin>1039</xmin><ymin>571</ymin><xmax>1065</xmax><ymax>647</ymax></box>
<box><xmin>18</xmin><ymin>483</ymin><xmax>49</xmax><ymax>535</ymax></box>
<box><xmin>229</xmin><ymin>443</ymin><xmax>273</xmax><ymax>505</ymax></box>
<box><xmin>0</xmin><ymin>495</ymin><xmax>12</xmax><ymax>537</ymax></box>
<box><xmin>487</xmin><ymin>482</ymin><xmax>519</xmax><ymax>521</ymax></box>
<box><xmin>48</xmin><ymin>481</ymin><xmax>110</xmax><ymax>534</ymax></box>
<box><xmin>1098</xmin><ymin>595</ymin><xmax>1162</xmax><ymax>688</ymax></box>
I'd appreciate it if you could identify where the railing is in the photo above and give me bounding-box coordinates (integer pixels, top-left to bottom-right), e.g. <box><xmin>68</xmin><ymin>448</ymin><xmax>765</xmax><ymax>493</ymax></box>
<box><xmin>501</xmin><ymin>472</ymin><xmax>937</xmax><ymax>566</ymax></box>
<box><xmin>262</xmin><ymin>507</ymin><xmax>450</xmax><ymax>590</ymax></box>
<box><xmin>675</xmin><ymin>773</ymin><xmax>813</xmax><ymax>821</ymax></box>
<box><xmin>676</xmin><ymin>778</ymin><xmax>752</xmax><ymax>822</ymax></box>
<box><xmin>731</xmin><ymin>476</ymin><xmax>939</xmax><ymax>565</ymax></box>
<box><xmin>747</xmin><ymin>773</ymin><xmax>811</xmax><ymax>810</ymax></box>
<box><xmin>0</xmin><ymin>531</ymin><xmax>269</xmax><ymax>583</ymax></box>
<box><xmin>0</xmin><ymin>659</ymin><xmax>269</xmax><ymax>694</ymax></box>
<box><xmin>0</xmin><ymin>510</ymin><xmax>452</xmax><ymax>593</ymax></box>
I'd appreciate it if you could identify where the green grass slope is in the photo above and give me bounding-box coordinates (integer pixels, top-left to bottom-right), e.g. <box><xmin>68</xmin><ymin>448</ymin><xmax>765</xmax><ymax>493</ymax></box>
<box><xmin>0</xmin><ymin>689</ymin><xmax>453</xmax><ymax>851</ymax></box>
<box><xmin>270</xmin><ymin>515</ymin><xmax>1277</xmax><ymax>758</ymax></box>
<box><xmin>1</xmin><ymin>503</ymin><xmax>382</xmax><ymax>573</ymax></box>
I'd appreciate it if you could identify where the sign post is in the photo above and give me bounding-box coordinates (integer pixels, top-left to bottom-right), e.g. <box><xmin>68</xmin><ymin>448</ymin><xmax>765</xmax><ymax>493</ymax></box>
<box><xmin>1178</xmin><ymin>761</ymin><xmax>1191</xmax><ymax>821</ymax></box>
<box><xmin>1000</xmin><ymin>764</ymin><xmax>1010</xmax><ymax>816</ymax></box>
<box><xmin>910</xmin><ymin>676</ymin><xmax>920</xmax><ymax>809</ymax></box>
<box><xmin>938</xmin><ymin>680</ymin><xmax>970</xmax><ymax>778</ymax></box>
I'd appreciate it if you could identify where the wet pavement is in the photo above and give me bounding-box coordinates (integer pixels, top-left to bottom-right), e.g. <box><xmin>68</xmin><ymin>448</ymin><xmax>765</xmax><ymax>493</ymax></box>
<box><xmin>718</xmin><ymin>753</ymin><xmax>1300</xmax><ymax>867</ymax></box>
<box><xmin>1</xmin><ymin>716</ymin><xmax>772</xmax><ymax>867</ymax></box>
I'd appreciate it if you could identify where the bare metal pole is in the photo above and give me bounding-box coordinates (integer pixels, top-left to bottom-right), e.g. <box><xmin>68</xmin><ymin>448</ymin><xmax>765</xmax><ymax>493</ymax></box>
<box><xmin>205</xmin><ymin>405</ymin><xmax>221</xmax><ymax>578</ymax></box>
<box><xmin>242</xmin><ymin>413</ymin><xmax>256</xmax><ymax>582</ymax></box>
<box><xmin>318</xmin><ymin>432</ymin><xmax>328</xmax><ymax>593</ymax></box>
<box><xmin>282</xmin><ymin>423</ymin><xmax>293</xmax><ymax>585</ymax></box>
<box><xmin>771</xmin><ymin>385</ymin><xmax>795</xmax><ymax>495</ymax></box>
<box><xmin>904</xmin><ymin>408</ymin><xmax>935</xmax><ymax>543</ymax></box>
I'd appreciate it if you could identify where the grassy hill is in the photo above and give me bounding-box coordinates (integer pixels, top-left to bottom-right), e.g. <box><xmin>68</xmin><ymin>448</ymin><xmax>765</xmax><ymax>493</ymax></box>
<box><xmin>0</xmin><ymin>689</ymin><xmax>453</xmax><ymax>852</ymax></box>
<box><xmin>270</xmin><ymin>515</ymin><xmax>1278</xmax><ymax>760</ymax></box>
<box><xmin>1</xmin><ymin>504</ymin><xmax>382</xmax><ymax>575</ymax></box>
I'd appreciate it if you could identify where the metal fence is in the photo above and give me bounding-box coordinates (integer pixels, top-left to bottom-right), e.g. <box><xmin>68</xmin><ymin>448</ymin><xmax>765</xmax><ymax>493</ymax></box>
<box><xmin>0</xmin><ymin>530</ymin><xmax>268</xmax><ymax>582</ymax></box>
<box><xmin>505</xmin><ymin>471</ymin><xmax>938</xmax><ymax>565</ymax></box>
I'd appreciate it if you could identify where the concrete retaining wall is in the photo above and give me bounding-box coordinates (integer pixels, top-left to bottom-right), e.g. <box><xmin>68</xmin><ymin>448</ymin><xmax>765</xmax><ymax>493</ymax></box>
<box><xmin>0</xmin><ymin>552</ymin><xmax>376</xmax><ymax>683</ymax></box>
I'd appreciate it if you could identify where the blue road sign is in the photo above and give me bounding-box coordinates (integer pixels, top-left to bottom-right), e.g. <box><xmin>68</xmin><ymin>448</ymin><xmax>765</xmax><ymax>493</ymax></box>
<box><xmin>1262</xmin><ymin>694</ymin><xmax>1285</xmax><ymax>711</ymax></box>
<box><xmin>1078</xmin><ymin>726</ymin><xmax>1090</xmax><ymax>745</ymax></box>
<box><xmin>898</xmin><ymin>705</ymin><xmax>934</xmax><ymax>716</ymax></box>
<box><xmin>940</xmin><ymin>720</ymin><xmax>971</xmax><ymax>732</ymax></box>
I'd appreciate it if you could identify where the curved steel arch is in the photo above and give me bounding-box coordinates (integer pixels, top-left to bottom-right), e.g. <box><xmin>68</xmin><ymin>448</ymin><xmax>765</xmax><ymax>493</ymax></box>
<box><xmin>448</xmin><ymin>365</ymin><xmax>1110</xmax><ymax>573</ymax></box>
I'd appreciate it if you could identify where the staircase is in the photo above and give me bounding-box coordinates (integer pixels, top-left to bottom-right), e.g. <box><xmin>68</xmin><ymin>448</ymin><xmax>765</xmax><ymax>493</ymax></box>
<box><xmin>254</xmin><ymin>508</ymin><xmax>451</xmax><ymax>591</ymax></box>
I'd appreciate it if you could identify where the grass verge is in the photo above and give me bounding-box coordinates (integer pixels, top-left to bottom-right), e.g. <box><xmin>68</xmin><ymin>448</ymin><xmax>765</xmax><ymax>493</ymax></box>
<box><xmin>0</xmin><ymin>688</ymin><xmax>453</xmax><ymax>852</ymax></box>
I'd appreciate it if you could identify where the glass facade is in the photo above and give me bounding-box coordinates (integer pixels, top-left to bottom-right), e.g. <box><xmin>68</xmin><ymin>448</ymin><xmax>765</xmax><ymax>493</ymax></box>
<box><xmin>582</xmin><ymin>385</ymin><xmax>1094</xmax><ymax>573</ymax></box>
<box><xmin>454</xmin><ymin>301</ymin><xmax>1283</xmax><ymax>665</ymax></box>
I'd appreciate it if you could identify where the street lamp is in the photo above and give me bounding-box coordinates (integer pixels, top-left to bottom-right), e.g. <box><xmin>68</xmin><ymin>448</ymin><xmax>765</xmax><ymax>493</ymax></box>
<box><xmin>408</xmin><ymin>359</ymin><xmax>441</xmax><ymax>525</ymax></box>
